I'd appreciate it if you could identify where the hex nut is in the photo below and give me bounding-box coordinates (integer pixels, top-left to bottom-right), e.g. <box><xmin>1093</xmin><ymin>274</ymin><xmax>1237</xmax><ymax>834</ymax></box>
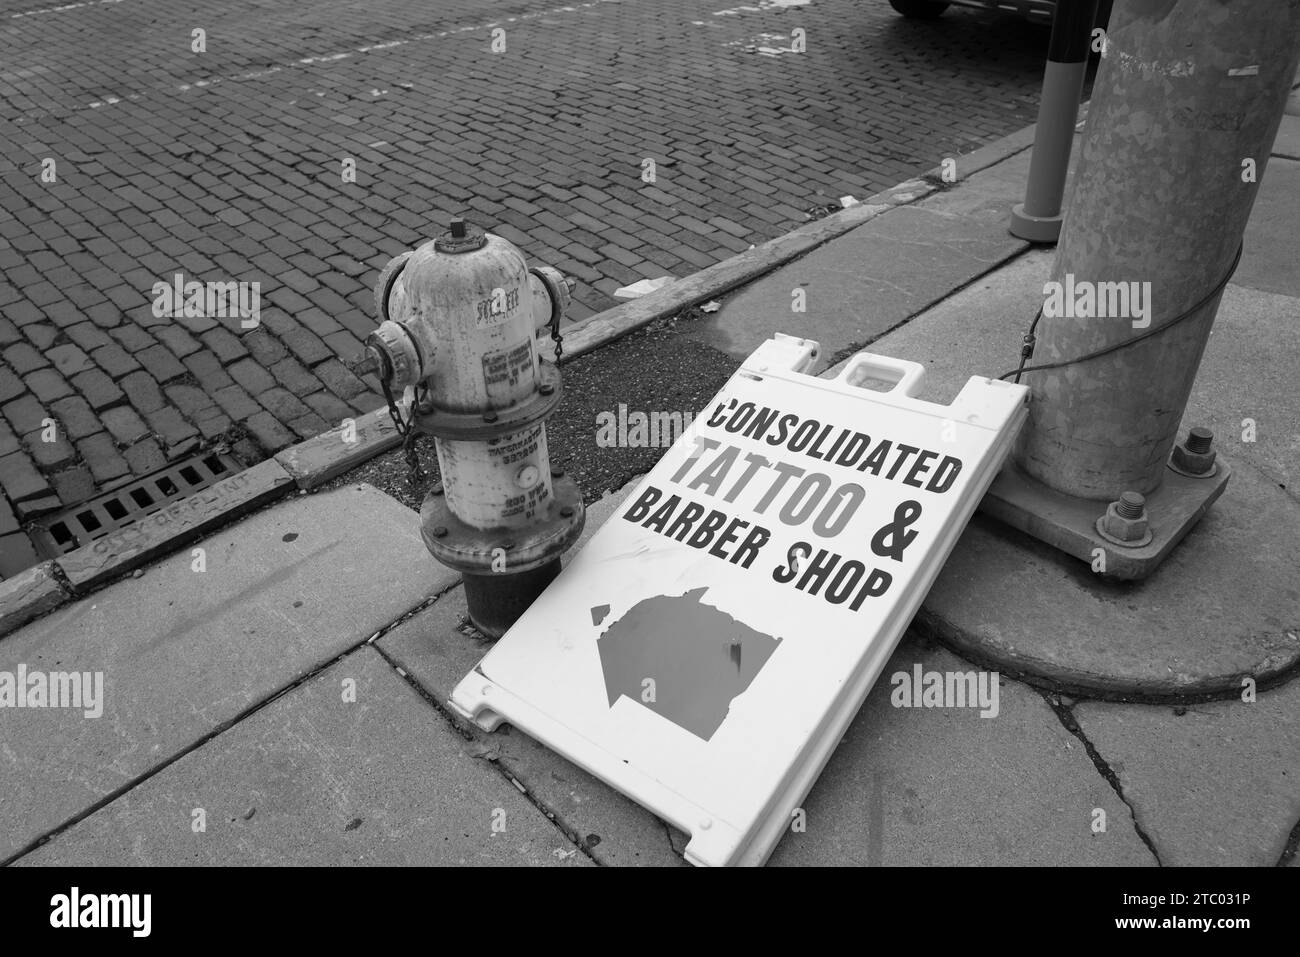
<box><xmin>1097</xmin><ymin>493</ymin><xmax>1151</xmax><ymax>546</ymax></box>
<box><xmin>1170</xmin><ymin>442</ymin><xmax>1217</xmax><ymax>476</ymax></box>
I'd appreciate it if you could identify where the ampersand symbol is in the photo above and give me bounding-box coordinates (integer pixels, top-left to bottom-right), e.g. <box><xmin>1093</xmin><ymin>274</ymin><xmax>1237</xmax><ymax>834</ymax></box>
<box><xmin>871</xmin><ymin>500</ymin><xmax>922</xmax><ymax>562</ymax></box>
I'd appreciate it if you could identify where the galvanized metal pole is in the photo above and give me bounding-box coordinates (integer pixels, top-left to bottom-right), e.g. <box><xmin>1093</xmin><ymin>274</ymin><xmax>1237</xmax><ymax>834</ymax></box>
<box><xmin>1009</xmin><ymin>0</ymin><xmax>1100</xmax><ymax>243</ymax></box>
<box><xmin>1015</xmin><ymin>0</ymin><xmax>1300</xmax><ymax>500</ymax></box>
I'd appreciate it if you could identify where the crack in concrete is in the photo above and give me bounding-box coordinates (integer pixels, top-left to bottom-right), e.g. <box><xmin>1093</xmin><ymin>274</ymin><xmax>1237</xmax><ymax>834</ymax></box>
<box><xmin>367</xmin><ymin>598</ymin><xmax>601</xmax><ymax>867</ymax></box>
<box><xmin>1038</xmin><ymin>689</ymin><xmax>1164</xmax><ymax>866</ymax></box>
<box><xmin>1</xmin><ymin>582</ymin><xmax>460</xmax><ymax>867</ymax></box>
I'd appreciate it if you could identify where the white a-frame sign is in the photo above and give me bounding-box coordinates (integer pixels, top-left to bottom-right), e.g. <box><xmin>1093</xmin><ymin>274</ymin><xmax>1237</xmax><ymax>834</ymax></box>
<box><xmin>451</xmin><ymin>334</ymin><xmax>1028</xmax><ymax>866</ymax></box>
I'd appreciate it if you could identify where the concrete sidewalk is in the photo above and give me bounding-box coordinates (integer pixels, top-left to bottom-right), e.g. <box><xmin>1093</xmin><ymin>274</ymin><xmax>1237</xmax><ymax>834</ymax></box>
<box><xmin>3</xmin><ymin>110</ymin><xmax>1298</xmax><ymax>867</ymax></box>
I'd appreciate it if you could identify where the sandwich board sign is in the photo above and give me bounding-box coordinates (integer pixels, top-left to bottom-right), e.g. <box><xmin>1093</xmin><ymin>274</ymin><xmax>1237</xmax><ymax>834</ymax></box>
<box><xmin>450</xmin><ymin>333</ymin><xmax>1028</xmax><ymax>866</ymax></box>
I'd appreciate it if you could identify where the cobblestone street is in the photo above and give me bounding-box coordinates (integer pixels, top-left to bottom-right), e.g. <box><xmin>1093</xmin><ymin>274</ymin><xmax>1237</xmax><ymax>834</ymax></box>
<box><xmin>1</xmin><ymin>0</ymin><xmax>1063</xmax><ymax>571</ymax></box>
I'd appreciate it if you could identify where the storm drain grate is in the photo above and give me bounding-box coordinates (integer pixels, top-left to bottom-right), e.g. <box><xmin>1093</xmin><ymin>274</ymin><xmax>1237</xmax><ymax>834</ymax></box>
<box><xmin>30</xmin><ymin>451</ymin><xmax>244</xmax><ymax>558</ymax></box>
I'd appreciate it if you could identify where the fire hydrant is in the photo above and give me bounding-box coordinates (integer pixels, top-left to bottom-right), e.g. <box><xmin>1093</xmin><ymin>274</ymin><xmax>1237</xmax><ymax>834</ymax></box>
<box><xmin>362</xmin><ymin>218</ymin><xmax>585</xmax><ymax>638</ymax></box>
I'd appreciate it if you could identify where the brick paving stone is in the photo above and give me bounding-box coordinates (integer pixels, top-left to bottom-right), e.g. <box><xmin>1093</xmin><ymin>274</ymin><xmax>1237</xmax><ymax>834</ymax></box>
<box><xmin>109</xmin><ymin>325</ymin><xmax>156</xmax><ymax>354</ymax></box>
<box><xmin>242</xmin><ymin>411</ymin><xmax>296</xmax><ymax>454</ymax></box>
<box><xmin>321</xmin><ymin>330</ymin><xmax>364</xmax><ymax>361</ymax></box>
<box><xmin>14</xmin><ymin>492</ymin><xmax>62</xmax><ymax>521</ymax></box>
<box><xmin>136</xmin><ymin>344</ymin><xmax>187</xmax><ymax>383</ymax></box>
<box><xmin>143</xmin><ymin>406</ymin><xmax>200</xmax><ymax>451</ymax></box>
<box><xmin>50</xmin><ymin>465</ymin><xmax>97</xmax><ymax>507</ymax></box>
<box><xmin>269</xmin><ymin>357</ymin><xmax>322</xmax><ymax>395</ymax></box>
<box><xmin>0</xmin><ymin>451</ymin><xmax>51</xmax><ymax>503</ymax></box>
<box><xmin>24</xmin><ymin>431</ymin><xmax>75</xmax><ymax>470</ymax></box>
<box><xmin>101</xmin><ymin>406</ymin><xmax>150</xmax><ymax>445</ymax></box>
<box><xmin>46</xmin><ymin>344</ymin><xmax>94</xmax><ymax>378</ymax></box>
<box><xmin>351</xmin><ymin>392</ymin><xmax>387</xmax><ymax>415</ymax></box>
<box><xmin>296</xmin><ymin>307</ymin><xmax>345</xmax><ymax>339</ymax></box>
<box><xmin>91</xmin><ymin>342</ymin><xmax>140</xmax><ymax>379</ymax></box>
<box><xmin>23</xmin><ymin>324</ymin><xmax>59</xmax><ymax>352</ymax></box>
<box><xmin>117</xmin><ymin>371</ymin><xmax>163</xmax><ymax>414</ymax></box>
<box><xmin>312</xmin><ymin>358</ymin><xmax>369</xmax><ymax>400</ymax></box>
<box><xmin>211</xmin><ymin>384</ymin><xmax>262</xmax><ymax>421</ymax></box>
<box><xmin>243</xmin><ymin>329</ymin><xmax>288</xmax><ymax>366</ymax></box>
<box><xmin>164</xmin><ymin>383</ymin><xmax>218</xmax><ymax>422</ymax></box>
<box><xmin>0</xmin><ymin>532</ymin><xmax>39</xmax><ymax>576</ymax></box>
<box><xmin>75</xmin><ymin>432</ymin><xmax>131</xmax><ymax>484</ymax></box>
<box><xmin>25</xmin><ymin>368</ymin><xmax>72</xmax><ymax>404</ymax></box>
<box><xmin>257</xmin><ymin>387</ymin><xmax>312</xmax><ymax>423</ymax></box>
<box><xmin>182</xmin><ymin>352</ymin><xmax>235</xmax><ymax>394</ymax></box>
<box><xmin>123</xmin><ymin>437</ymin><xmax>167</xmax><ymax>476</ymax></box>
<box><xmin>68</xmin><ymin>364</ymin><xmax>125</xmax><ymax>411</ymax></box>
<box><xmin>280</xmin><ymin>327</ymin><xmax>332</xmax><ymax>366</ymax></box>
<box><xmin>303</xmin><ymin>391</ymin><xmax>356</xmax><ymax>427</ymax></box>
<box><xmin>0</xmin><ymin>496</ymin><xmax>17</xmax><ymax>536</ymax></box>
<box><xmin>84</xmin><ymin>301</ymin><xmax>122</xmax><ymax>329</ymax></box>
<box><xmin>49</xmin><ymin>395</ymin><xmax>99</xmax><ymax>440</ymax></box>
<box><xmin>0</xmin><ymin>371</ymin><xmax>24</xmax><ymax>406</ymax></box>
<box><xmin>286</xmin><ymin>412</ymin><xmax>331</xmax><ymax>440</ymax></box>
<box><xmin>2</xmin><ymin>395</ymin><xmax>47</xmax><ymax>436</ymax></box>
<box><xmin>199</xmin><ymin>327</ymin><xmax>248</xmax><ymax>365</ymax></box>
<box><xmin>64</xmin><ymin>323</ymin><xmax>113</xmax><ymax>353</ymax></box>
<box><xmin>4</xmin><ymin>342</ymin><xmax>47</xmax><ymax>375</ymax></box>
<box><xmin>228</xmin><ymin>358</ymin><xmax>277</xmax><ymax>396</ymax></box>
<box><xmin>192</xmin><ymin>407</ymin><xmax>232</xmax><ymax>441</ymax></box>
<box><xmin>154</xmin><ymin>326</ymin><xmax>202</xmax><ymax>359</ymax></box>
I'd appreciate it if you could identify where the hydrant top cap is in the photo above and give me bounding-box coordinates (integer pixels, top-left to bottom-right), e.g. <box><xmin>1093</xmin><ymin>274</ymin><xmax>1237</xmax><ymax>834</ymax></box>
<box><xmin>434</xmin><ymin>217</ymin><xmax>487</xmax><ymax>254</ymax></box>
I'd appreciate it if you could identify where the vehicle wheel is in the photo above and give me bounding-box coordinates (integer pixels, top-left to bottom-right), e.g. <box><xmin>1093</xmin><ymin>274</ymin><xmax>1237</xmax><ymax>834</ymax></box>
<box><xmin>888</xmin><ymin>0</ymin><xmax>950</xmax><ymax>19</ymax></box>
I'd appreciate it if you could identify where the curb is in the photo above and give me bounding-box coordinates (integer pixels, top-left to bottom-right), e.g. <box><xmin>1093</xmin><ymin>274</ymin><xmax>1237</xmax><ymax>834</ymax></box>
<box><xmin>274</xmin><ymin>406</ymin><xmax>401</xmax><ymax>489</ymax></box>
<box><xmin>0</xmin><ymin>562</ymin><xmax>69</xmax><ymax>637</ymax></box>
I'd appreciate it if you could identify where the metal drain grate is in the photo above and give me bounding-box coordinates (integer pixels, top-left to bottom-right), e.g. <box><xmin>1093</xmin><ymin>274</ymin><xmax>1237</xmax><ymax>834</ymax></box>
<box><xmin>30</xmin><ymin>451</ymin><xmax>243</xmax><ymax>558</ymax></box>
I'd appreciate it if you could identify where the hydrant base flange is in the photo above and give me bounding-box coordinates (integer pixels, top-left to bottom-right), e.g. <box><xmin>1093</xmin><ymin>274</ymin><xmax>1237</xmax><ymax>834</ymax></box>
<box><xmin>413</xmin><ymin>361</ymin><xmax>563</xmax><ymax>441</ymax></box>
<box><xmin>419</xmin><ymin>473</ymin><xmax>586</xmax><ymax>576</ymax></box>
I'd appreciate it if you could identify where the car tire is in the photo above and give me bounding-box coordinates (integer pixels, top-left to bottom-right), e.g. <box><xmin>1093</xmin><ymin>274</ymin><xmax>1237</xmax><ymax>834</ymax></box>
<box><xmin>888</xmin><ymin>0</ymin><xmax>950</xmax><ymax>18</ymax></box>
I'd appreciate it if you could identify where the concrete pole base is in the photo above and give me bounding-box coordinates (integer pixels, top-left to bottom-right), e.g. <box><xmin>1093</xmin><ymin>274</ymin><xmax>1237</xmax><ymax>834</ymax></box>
<box><xmin>1008</xmin><ymin>203</ymin><xmax>1064</xmax><ymax>244</ymax></box>
<box><xmin>979</xmin><ymin>458</ymin><xmax>1230</xmax><ymax>581</ymax></box>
